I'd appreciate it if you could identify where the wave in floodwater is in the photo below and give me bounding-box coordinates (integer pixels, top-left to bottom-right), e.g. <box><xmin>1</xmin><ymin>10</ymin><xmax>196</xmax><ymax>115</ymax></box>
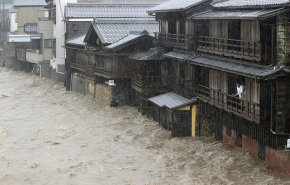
<box><xmin>0</xmin><ymin>67</ymin><xmax>290</xmax><ymax>185</ymax></box>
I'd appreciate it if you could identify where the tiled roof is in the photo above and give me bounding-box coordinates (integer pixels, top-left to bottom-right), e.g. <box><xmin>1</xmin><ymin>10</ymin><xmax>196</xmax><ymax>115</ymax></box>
<box><xmin>0</xmin><ymin>4</ymin><xmax>13</xmax><ymax>10</ymax></box>
<box><xmin>148</xmin><ymin>92</ymin><xmax>197</xmax><ymax>109</ymax></box>
<box><xmin>65</xmin><ymin>3</ymin><xmax>158</xmax><ymax>18</ymax></box>
<box><xmin>90</xmin><ymin>20</ymin><xmax>159</xmax><ymax>44</ymax></box>
<box><xmin>164</xmin><ymin>50</ymin><xmax>290</xmax><ymax>79</ymax></box>
<box><xmin>192</xmin><ymin>8</ymin><xmax>287</xmax><ymax>20</ymax></box>
<box><xmin>65</xmin><ymin>34</ymin><xmax>86</xmax><ymax>46</ymax></box>
<box><xmin>105</xmin><ymin>32</ymin><xmax>144</xmax><ymax>51</ymax></box>
<box><xmin>14</xmin><ymin>0</ymin><xmax>47</xmax><ymax>7</ymax></box>
<box><xmin>147</xmin><ymin>0</ymin><xmax>207</xmax><ymax>13</ymax></box>
<box><xmin>213</xmin><ymin>0</ymin><xmax>290</xmax><ymax>8</ymax></box>
<box><xmin>130</xmin><ymin>47</ymin><xmax>164</xmax><ymax>61</ymax></box>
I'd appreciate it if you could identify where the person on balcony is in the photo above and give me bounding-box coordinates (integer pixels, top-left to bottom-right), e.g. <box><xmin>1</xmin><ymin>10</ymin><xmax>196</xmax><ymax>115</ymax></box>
<box><xmin>232</xmin><ymin>82</ymin><xmax>244</xmax><ymax>99</ymax></box>
<box><xmin>241</xmin><ymin>83</ymin><xmax>246</xmax><ymax>99</ymax></box>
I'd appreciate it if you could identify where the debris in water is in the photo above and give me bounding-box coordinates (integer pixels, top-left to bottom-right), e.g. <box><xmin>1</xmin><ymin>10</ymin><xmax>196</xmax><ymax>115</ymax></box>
<box><xmin>0</xmin><ymin>128</ymin><xmax>8</xmax><ymax>137</ymax></box>
<box><xmin>31</xmin><ymin>163</ymin><xmax>39</xmax><ymax>168</ymax></box>
<box><xmin>1</xmin><ymin>95</ymin><xmax>10</xmax><ymax>98</ymax></box>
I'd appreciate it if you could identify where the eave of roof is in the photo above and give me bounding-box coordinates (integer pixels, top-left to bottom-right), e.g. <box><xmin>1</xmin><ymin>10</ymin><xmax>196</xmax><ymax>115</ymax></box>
<box><xmin>212</xmin><ymin>0</ymin><xmax>290</xmax><ymax>9</ymax></box>
<box><xmin>147</xmin><ymin>0</ymin><xmax>208</xmax><ymax>13</ymax></box>
<box><xmin>130</xmin><ymin>47</ymin><xmax>164</xmax><ymax>61</ymax></box>
<box><xmin>65</xmin><ymin>34</ymin><xmax>86</xmax><ymax>47</ymax></box>
<box><xmin>191</xmin><ymin>7</ymin><xmax>288</xmax><ymax>20</ymax></box>
<box><xmin>164</xmin><ymin>50</ymin><xmax>290</xmax><ymax>79</ymax></box>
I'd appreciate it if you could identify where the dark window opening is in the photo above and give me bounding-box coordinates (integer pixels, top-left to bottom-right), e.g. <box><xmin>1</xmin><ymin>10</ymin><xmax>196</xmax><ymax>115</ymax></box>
<box><xmin>179</xmin><ymin>21</ymin><xmax>185</xmax><ymax>35</ymax></box>
<box><xmin>44</xmin><ymin>39</ymin><xmax>52</xmax><ymax>48</ymax></box>
<box><xmin>168</xmin><ymin>20</ymin><xmax>176</xmax><ymax>34</ymax></box>
<box><xmin>236</xmin><ymin>131</ymin><xmax>242</xmax><ymax>148</ymax></box>
<box><xmin>258</xmin><ymin>143</ymin><xmax>265</xmax><ymax>161</ymax></box>
<box><xmin>228</xmin><ymin>20</ymin><xmax>241</xmax><ymax>40</ymax></box>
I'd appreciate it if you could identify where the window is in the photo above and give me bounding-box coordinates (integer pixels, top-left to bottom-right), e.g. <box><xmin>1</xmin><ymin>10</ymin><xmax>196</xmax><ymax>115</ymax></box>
<box><xmin>44</xmin><ymin>39</ymin><xmax>52</xmax><ymax>48</ymax></box>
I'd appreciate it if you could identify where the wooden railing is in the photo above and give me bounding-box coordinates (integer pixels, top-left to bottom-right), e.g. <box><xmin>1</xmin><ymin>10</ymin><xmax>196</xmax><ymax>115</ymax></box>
<box><xmin>155</xmin><ymin>33</ymin><xmax>195</xmax><ymax>49</ymax></box>
<box><xmin>69</xmin><ymin>62</ymin><xmax>86</xmax><ymax>72</ymax></box>
<box><xmin>131</xmin><ymin>71</ymin><xmax>170</xmax><ymax>93</ymax></box>
<box><xmin>198</xmin><ymin>36</ymin><xmax>269</xmax><ymax>64</ymax></box>
<box><xmin>95</xmin><ymin>66</ymin><xmax>131</xmax><ymax>78</ymax></box>
<box><xmin>17</xmin><ymin>49</ymin><xmax>26</xmax><ymax>61</ymax></box>
<box><xmin>198</xmin><ymin>85</ymin><xmax>261</xmax><ymax>122</ymax></box>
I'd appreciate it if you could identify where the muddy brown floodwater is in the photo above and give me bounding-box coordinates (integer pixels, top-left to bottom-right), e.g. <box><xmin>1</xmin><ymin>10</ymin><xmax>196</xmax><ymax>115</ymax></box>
<box><xmin>1</xmin><ymin>67</ymin><xmax>290</xmax><ymax>185</ymax></box>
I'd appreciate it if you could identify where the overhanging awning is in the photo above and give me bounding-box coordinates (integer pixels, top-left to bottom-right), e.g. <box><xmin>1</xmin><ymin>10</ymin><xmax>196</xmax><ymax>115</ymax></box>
<box><xmin>164</xmin><ymin>49</ymin><xmax>197</xmax><ymax>60</ymax></box>
<box><xmin>192</xmin><ymin>8</ymin><xmax>288</xmax><ymax>20</ymax></box>
<box><xmin>148</xmin><ymin>92</ymin><xmax>197</xmax><ymax>110</ymax></box>
<box><xmin>8</xmin><ymin>34</ymin><xmax>41</xmax><ymax>42</ymax></box>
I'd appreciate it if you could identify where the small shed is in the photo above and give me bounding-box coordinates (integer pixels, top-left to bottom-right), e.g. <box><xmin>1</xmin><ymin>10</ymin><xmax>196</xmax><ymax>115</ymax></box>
<box><xmin>148</xmin><ymin>92</ymin><xmax>197</xmax><ymax>137</ymax></box>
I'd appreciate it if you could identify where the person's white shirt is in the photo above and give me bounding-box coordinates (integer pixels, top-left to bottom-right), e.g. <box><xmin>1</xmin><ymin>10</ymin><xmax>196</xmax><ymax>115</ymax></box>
<box><xmin>237</xmin><ymin>86</ymin><xmax>244</xmax><ymax>98</ymax></box>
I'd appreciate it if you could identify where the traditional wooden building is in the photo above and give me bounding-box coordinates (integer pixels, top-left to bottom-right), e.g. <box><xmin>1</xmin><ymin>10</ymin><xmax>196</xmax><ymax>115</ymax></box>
<box><xmin>148</xmin><ymin>0</ymin><xmax>290</xmax><ymax>178</ymax></box>
<box><xmin>65</xmin><ymin>4</ymin><xmax>159</xmax><ymax>106</ymax></box>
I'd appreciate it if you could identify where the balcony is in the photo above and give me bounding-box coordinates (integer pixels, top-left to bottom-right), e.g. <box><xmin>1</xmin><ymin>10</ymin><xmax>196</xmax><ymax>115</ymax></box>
<box><xmin>95</xmin><ymin>66</ymin><xmax>131</xmax><ymax>79</ymax></box>
<box><xmin>69</xmin><ymin>62</ymin><xmax>86</xmax><ymax>72</ymax></box>
<box><xmin>17</xmin><ymin>49</ymin><xmax>26</xmax><ymax>61</ymax></box>
<box><xmin>131</xmin><ymin>71</ymin><xmax>170</xmax><ymax>93</ymax></box>
<box><xmin>156</xmin><ymin>33</ymin><xmax>195</xmax><ymax>50</ymax></box>
<box><xmin>198</xmin><ymin>36</ymin><xmax>269</xmax><ymax>64</ymax></box>
<box><xmin>198</xmin><ymin>85</ymin><xmax>265</xmax><ymax>123</ymax></box>
<box><xmin>26</xmin><ymin>49</ymin><xmax>43</xmax><ymax>64</ymax></box>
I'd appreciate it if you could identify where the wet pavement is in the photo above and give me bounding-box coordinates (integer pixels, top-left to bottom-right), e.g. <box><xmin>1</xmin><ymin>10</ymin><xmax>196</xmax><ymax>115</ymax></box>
<box><xmin>1</xmin><ymin>67</ymin><xmax>290</xmax><ymax>185</ymax></box>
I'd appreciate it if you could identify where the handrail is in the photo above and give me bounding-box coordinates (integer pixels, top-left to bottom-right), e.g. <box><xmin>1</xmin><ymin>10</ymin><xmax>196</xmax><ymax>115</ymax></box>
<box><xmin>198</xmin><ymin>36</ymin><xmax>269</xmax><ymax>64</ymax></box>
<box><xmin>155</xmin><ymin>32</ymin><xmax>195</xmax><ymax>48</ymax></box>
<box><xmin>198</xmin><ymin>84</ymin><xmax>261</xmax><ymax>121</ymax></box>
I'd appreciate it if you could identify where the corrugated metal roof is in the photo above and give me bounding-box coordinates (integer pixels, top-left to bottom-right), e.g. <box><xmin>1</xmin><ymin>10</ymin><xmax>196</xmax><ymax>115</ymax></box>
<box><xmin>164</xmin><ymin>50</ymin><xmax>290</xmax><ymax>78</ymax></box>
<box><xmin>65</xmin><ymin>3</ymin><xmax>158</xmax><ymax>18</ymax></box>
<box><xmin>91</xmin><ymin>20</ymin><xmax>159</xmax><ymax>44</ymax></box>
<box><xmin>147</xmin><ymin>0</ymin><xmax>207</xmax><ymax>13</ymax></box>
<box><xmin>212</xmin><ymin>0</ymin><xmax>289</xmax><ymax>8</ymax></box>
<box><xmin>192</xmin><ymin>8</ymin><xmax>287</xmax><ymax>20</ymax></box>
<box><xmin>130</xmin><ymin>47</ymin><xmax>164</xmax><ymax>61</ymax></box>
<box><xmin>148</xmin><ymin>92</ymin><xmax>197</xmax><ymax>109</ymax></box>
<box><xmin>66</xmin><ymin>34</ymin><xmax>86</xmax><ymax>46</ymax></box>
<box><xmin>14</xmin><ymin>0</ymin><xmax>46</xmax><ymax>7</ymax></box>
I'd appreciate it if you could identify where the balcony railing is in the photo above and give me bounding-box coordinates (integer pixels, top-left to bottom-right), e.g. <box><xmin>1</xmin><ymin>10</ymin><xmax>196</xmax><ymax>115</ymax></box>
<box><xmin>198</xmin><ymin>36</ymin><xmax>269</xmax><ymax>64</ymax></box>
<box><xmin>26</xmin><ymin>50</ymin><xmax>43</xmax><ymax>64</ymax></box>
<box><xmin>155</xmin><ymin>33</ymin><xmax>195</xmax><ymax>50</ymax></box>
<box><xmin>17</xmin><ymin>49</ymin><xmax>26</xmax><ymax>61</ymax></box>
<box><xmin>95</xmin><ymin>66</ymin><xmax>131</xmax><ymax>79</ymax></box>
<box><xmin>131</xmin><ymin>71</ymin><xmax>170</xmax><ymax>93</ymax></box>
<box><xmin>69</xmin><ymin>62</ymin><xmax>86</xmax><ymax>72</ymax></box>
<box><xmin>198</xmin><ymin>85</ymin><xmax>262</xmax><ymax>123</ymax></box>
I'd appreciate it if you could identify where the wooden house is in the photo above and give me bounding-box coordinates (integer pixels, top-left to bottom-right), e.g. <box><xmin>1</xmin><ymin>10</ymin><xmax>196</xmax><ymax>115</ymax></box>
<box><xmin>65</xmin><ymin>4</ymin><xmax>159</xmax><ymax>106</ymax></box>
<box><xmin>149</xmin><ymin>0</ymin><xmax>290</xmax><ymax>178</ymax></box>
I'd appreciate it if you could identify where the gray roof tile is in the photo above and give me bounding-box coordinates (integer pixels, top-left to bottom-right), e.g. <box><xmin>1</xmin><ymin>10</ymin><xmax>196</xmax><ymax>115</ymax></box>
<box><xmin>147</xmin><ymin>0</ymin><xmax>207</xmax><ymax>13</ymax></box>
<box><xmin>14</xmin><ymin>0</ymin><xmax>46</xmax><ymax>6</ymax></box>
<box><xmin>148</xmin><ymin>92</ymin><xmax>197</xmax><ymax>109</ymax></box>
<box><xmin>105</xmin><ymin>33</ymin><xmax>143</xmax><ymax>50</ymax></box>
<box><xmin>65</xmin><ymin>3</ymin><xmax>158</xmax><ymax>18</ymax></box>
<box><xmin>92</xmin><ymin>20</ymin><xmax>159</xmax><ymax>44</ymax></box>
<box><xmin>66</xmin><ymin>34</ymin><xmax>86</xmax><ymax>46</ymax></box>
<box><xmin>164</xmin><ymin>50</ymin><xmax>290</xmax><ymax>78</ymax></box>
<box><xmin>213</xmin><ymin>0</ymin><xmax>289</xmax><ymax>8</ymax></box>
<box><xmin>192</xmin><ymin>8</ymin><xmax>287</xmax><ymax>19</ymax></box>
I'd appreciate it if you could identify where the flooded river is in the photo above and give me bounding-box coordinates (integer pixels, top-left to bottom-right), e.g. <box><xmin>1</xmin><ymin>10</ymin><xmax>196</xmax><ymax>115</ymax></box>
<box><xmin>0</xmin><ymin>67</ymin><xmax>290</xmax><ymax>185</ymax></box>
